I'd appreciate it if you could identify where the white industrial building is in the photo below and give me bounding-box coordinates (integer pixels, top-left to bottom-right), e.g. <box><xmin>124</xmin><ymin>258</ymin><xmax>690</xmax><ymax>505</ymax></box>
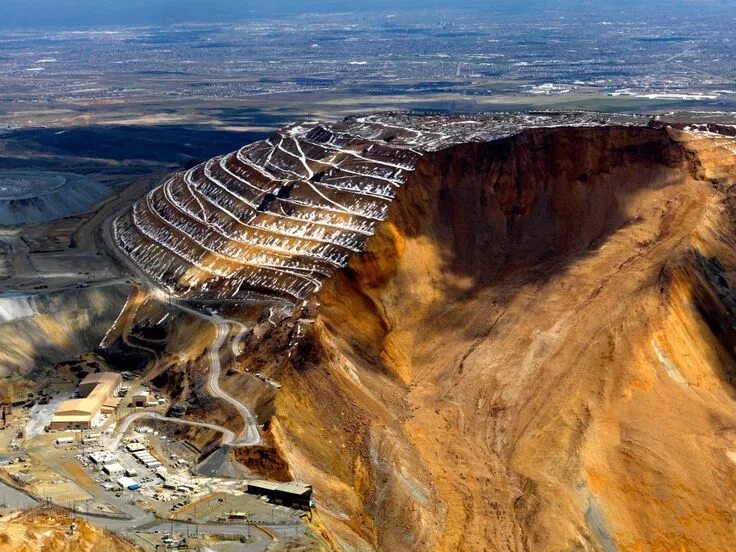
<box><xmin>102</xmin><ymin>463</ymin><xmax>125</xmax><ymax>476</ymax></box>
<box><xmin>117</xmin><ymin>476</ymin><xmax>141</xmax><ymax>490</ymax></box>
<box><xmin>89</xmin><ymin>451</ymin><xmax>117</xmax><ymax>465</ymax></box>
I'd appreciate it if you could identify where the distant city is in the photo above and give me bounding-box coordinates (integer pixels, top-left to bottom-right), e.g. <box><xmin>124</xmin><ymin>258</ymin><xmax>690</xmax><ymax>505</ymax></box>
<box><xmin>0</xmin><ymin>6</ymin><xmax>734</xmax><ymax>108</ymax></box>
<box><xmin>3</xmin><ymin>2</ymin><xmax>736</xmax><ymax>552</ymax></box>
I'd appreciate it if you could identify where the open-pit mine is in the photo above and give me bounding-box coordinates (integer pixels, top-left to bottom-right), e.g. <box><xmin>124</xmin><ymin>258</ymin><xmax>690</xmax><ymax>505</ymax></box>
<box><xmin>2</xmin><ymin>112</ymin><xmax>736</xmax><ymax>552</ymax></box>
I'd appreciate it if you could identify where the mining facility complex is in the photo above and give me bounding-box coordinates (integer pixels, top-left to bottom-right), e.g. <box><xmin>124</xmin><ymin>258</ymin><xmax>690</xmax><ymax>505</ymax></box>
<box><xmin>4</xmin><ymin>0</ymin><xmax>736</xmax><ymax>549</ymax></box>
<box><xmin>49</xmin><ymin>372</ymin><xmax>122</xmax><ymax>430</ymax></box>
<box><xmin>1</xmin><ymin>109</ymin><xmax>736</xmax><ymax>551</ymax></box>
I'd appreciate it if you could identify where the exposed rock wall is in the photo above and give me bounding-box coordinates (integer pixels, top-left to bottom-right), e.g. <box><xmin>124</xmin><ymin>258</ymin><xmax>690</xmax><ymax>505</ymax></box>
<box><xmin>263</xmin><ymin>124</ymin><xmax>736</xmax><ymax>551</ymax></box>
<box><xmin>0</xmin><ymin>508</ymin><xmax>137</xmax><ymax>551</ymax></box>
<box><xmin>115</xmin><ymin>115</ymin><xmax>736</xmax><ymax>551</ymax></box>
<box><xmin>113</xmin><ymin>112</ymin><xmax>633</xmax><ymax>304</ymax></box>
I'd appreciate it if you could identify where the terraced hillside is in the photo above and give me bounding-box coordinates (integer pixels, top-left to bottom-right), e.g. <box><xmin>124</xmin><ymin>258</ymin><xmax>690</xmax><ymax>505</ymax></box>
<box><xmin>112</xmin><ymin>112</ymin><xmax>630</xmax><ymax>304</ymax></box>
<box><xmin>109</xmin><ymin>113</ymin><xmax>736</xmax><ymax>551</ymax></box>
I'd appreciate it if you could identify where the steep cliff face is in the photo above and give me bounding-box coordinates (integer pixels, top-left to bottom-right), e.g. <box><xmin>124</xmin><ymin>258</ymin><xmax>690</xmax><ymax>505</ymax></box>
<box><xmin>111</xmin><ymin>112</ymin><xmax>627</xmax><ymax>306</ymax></box>
<box><xmin>110</xmin><ymin>115</ymin><xmax>736</xmax><ymax>550</ymax></box>
<box><xmin>261</xmin><ymin>124</ymin><xmax>736</xmax><ymax>551</ymax></box>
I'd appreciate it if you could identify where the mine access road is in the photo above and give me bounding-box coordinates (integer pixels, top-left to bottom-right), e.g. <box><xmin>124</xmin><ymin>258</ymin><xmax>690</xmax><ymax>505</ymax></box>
<box><xmin>208</xmin><ymin>317</ymin><xmax>261</xmax><ymax>446</ymax></box>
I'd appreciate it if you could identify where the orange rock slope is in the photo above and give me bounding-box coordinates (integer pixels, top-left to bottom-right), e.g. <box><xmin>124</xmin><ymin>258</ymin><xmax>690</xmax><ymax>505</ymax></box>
<box><xmin>0</xmin><ymin>509</ymin><xmax>137</xmax><ymax>552</ymax></box>
<box><xmin>257</xmin><ymin>123</ymin><xmax>736</xmax><ymax>551</ymax></box>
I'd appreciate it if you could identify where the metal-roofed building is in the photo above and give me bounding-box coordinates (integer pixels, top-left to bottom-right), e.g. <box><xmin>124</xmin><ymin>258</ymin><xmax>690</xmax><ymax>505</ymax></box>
<box><xmin>102</xmin><ymin>463</ymin><xmax>125</xmax><ymax>476</ymax></box>
<box><xmin>246</xmin><ymin>480</ymin><xmax>312</xmax><ymax>510</ymax></box>
<box><xmin>50</xmin><ymin>372</ymin><xmax>122</xmax><ymax>430</ymax></box>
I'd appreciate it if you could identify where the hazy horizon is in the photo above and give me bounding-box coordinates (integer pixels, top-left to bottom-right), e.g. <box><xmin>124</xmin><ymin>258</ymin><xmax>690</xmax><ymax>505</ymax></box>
<box><xmin>2</xmin><ymin>0</ymin><xmax>476</xmax><ymax>29</ymax></box>
<box><xmin>3</xmin><ymin>0</ymin><xmax>733</xmax><ymax>29</ymax></box>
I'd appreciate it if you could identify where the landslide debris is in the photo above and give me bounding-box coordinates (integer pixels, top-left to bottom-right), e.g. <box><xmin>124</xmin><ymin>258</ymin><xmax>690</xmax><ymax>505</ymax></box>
<box><xmin>240</xmin><ymin>121</ymin><xmax>736</xmax><ymax>551</ymax></box>
<box><xmin>116</xmin><ymin>113</ymin><xmax>736</xmax><ymax>552</ymax></box>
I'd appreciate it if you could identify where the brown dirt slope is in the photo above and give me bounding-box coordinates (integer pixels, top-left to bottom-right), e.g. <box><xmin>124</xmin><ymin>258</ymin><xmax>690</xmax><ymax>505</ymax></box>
<box><xmin>260</xmin><ymin>124</ymin><xmax>736</xmax><ymax>551</ymax></box>
<box><xmin>0</xmin><ymin>508</ymin><xmax>137</xmax><ymax>552</ymax></box>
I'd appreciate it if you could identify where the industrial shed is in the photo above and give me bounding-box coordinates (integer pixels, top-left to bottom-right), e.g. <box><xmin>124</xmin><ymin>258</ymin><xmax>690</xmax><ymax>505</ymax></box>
<box><xmin>246</xmin><ymin>480</ymin><xmax>312</xmax><ymax>510</ymax></box>
<box><xmin>49</xmin><ymin>372</ymin><xmax>122</xmax><ymax>430</ymax></box>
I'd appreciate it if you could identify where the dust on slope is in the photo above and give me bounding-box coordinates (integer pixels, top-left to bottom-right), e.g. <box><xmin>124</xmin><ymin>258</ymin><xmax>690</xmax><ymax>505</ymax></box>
<box><xmin>259</xmin><ymin>125</ymin><xmax>736</xmax><ymax>551</ymax></box>
<box><xmin>0</xmin><ymin>508</ymin><xmax>137</xmax><ymax>552</ymax></box>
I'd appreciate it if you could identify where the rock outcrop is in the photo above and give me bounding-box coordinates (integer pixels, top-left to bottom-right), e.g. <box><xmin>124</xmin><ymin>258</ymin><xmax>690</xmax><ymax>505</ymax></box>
<box><xmin>0</xmin><ymin>284</ymin><xmax>129</xmax><ymax>378</ymax></box>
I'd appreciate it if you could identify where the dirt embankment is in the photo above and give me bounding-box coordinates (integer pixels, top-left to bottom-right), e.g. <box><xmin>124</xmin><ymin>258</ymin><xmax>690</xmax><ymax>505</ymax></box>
<box><xmin>0</xmin><ymin>508</ymin><xmax>137</xmax><ymax>552</ymax></box>
<box><xmin>0</xmin><ymin>284</ymin><xmax>129</xmax><ymax>384</ymax></box>
<box><xmin>255</xmin><ymin>125</ymin><xmax>736</xmax><ymax>551</ymax></box>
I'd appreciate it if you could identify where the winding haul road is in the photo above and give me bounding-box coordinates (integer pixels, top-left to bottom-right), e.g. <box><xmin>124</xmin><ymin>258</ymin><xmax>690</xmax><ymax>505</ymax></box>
<box><xmin>102</xmin><ymin>212</ymin><xmax>262</xmax><ymax>449</ymax></box>
<box><xmin>111</xmin><ymin>315</ymin><xmax>260</xmax><ymax>449</ymax></box>
<box><xmin>108</xmin><ymin>411</ymin><xmax>235</xmax><ymax>451</ymax></box>
<box><xmin>208</xmin><ymin>318</ymin><xmax>261</xmax><ymax>445</ymax></box>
